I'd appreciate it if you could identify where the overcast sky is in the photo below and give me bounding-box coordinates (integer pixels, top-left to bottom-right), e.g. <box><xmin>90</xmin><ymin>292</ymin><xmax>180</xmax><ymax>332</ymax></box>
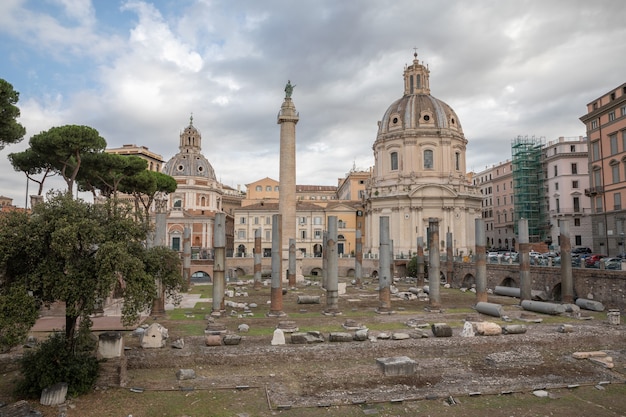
<box><xmin>1</xmin><ymin>0</ymin><xmax>625</xmax><ymax>207</ymax></box>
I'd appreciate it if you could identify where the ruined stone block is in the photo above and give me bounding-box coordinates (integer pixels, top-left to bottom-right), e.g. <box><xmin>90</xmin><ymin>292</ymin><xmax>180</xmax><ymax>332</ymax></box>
<box><xmin>431</xmin><ymin>323</ymin><xmax>452</xmax><ymax>337</ymax></box>
<box><xmin>376</xmin><ymin>356</ymin><xmax>417</xmax><ymax>376</ymax></box>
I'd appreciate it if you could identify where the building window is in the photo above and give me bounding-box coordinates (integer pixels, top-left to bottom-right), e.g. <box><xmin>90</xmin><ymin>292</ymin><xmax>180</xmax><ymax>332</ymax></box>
<box><xmin>609</xmin><ymin>111</ymin><xmax>615</xmax><ymax>122</ymax></box>
<box><xmin>612</xmin><ymin>162</ymin><xmax>620</xmax><ymax>183</ymax></box>
<box><xmin>574</xmin><ymin>218</ymin><xmax>581</xmax><ymax>227</ymax></box>
<box><xmin>621</xmin><ymin>105</ymin><xmax>626</xmax><ymax>117</ymax></box>
<box><xmin>575</xmin><ymin>235</ymin><xmax>582</xmax><ymax>245</ymax></box>
<box><xmin>265</xmin><ymin>230</ymin><xmax>271</xmax><ymax>240</ymax></box>
<box><xmin>255</xmin><ymin>185</ymin><xmax>262</xmax><ymax>191</ymax></box>
<box><xmin>314</xmin><ymin>229</ymin><xmax>322</xmax><ymax>239</ymax></box>
<box><xmin>172</xmin><ymin>237</ymin><xmax>181</xmax><ymax>251</ymax></box>
<box><xmin>591</xmin><ymin>120</ymin><xmax>598</xmax><ymax>129</ymax></box>
<box><xmin>274</xmin><ymin>186</ymin><xmax>279</xmax><ymax>192</ymax></box>
<box><xmin>555</xmin><ymin>182</ymin><xmax>559</xmax><ymax>191</ymax></box>
<box><xmin>553</xmin><ymin>165</ymin><xmax>558</xmax><ymax>177</ymax></box>
<box><xmin>424</xmin><ymin>149</ymin><xmax>433</xmax><ymax>169</ymax></box>
<box><xmin>573</xmin><ymin>196</ymin><xmax>580</xmax><ymax>212</ymax></box>
<box><xmin>300</xmin><ymin>230</ymin><xmax>307</xmax><ymax>239</ymax></box>
<box><xmin>238</xmin><ymin>230</ymin><xmax>246</xmax><ymax>239</ymax></box>
<box><xmin>455</xmin><ymin>152</ymin><xmax>460</xmax><ymax>170</ymax></box>
<box><xmin>266</xmin><ymin>186</ymin><xmax>272</xmax><ymax>192</ymax></box>
<box><xmin>593</xmin><ymin>169</ymin><xmax>602</xmax><ymax>187</ymax></box>
<box><xmin>570</xmin><ymin>145</ymin><xmax>576</xmax><ymax>152</ymax></box>
<box><xmin>572</xmin><ymin>180</ymin><xmax>579</xmax><ymax>189</ymax></box>
<box><xmin>254</xmin><ymin>217</ymin><xmax>259</xmax><ymax>225</ymax></box>
<box><xmin>240</xmin><ymin>217</ymin><xmax>246</xmax><ymax>224</ymax></box>
<box><xmin>299</xmin><ymin>217</ymin><xmax>307</xmax><ymax>225</ymax></box>
<box><xmin>592</xmin><ymin>141</ymin><xmax>600</xmax><ymax>161</ymax></box>
<box><xmin>555</xmin><ymin>198</ymin><xmax>560</xmax><ymax>213</ymax></box>
<box><xmin>265</xmin><ymin>217</ymin><xmax>271</xmax><ymax>225</ymax></box>
<box><xmin>610</xmin><ymin>134</ymin><xmax>618</xmax><ymax>155</ymax></box>
<box><xmin>571</xmin><ymin>163</ymin><xmax>578</xmax><ymax>174</ymax></box>
<box><xmin>338</xmin><ymin>220</ymin><xmax>346</xmax><ymax>228</ymax></box>
<box><xmin>314</xmin><ymin>216</ymin><xmax>322</xmax><ymax>225</ymax></box>
<box><xmin>596</xmin><ymin>196</ymin><xmax>603</xmax><ymax>213</ymax></box>
<box><xmin>504</xmin><ymin>196</ymin><xmax>507</xmax><ymax>205</ymax></box>
<box><xmin>390</xmin><ymin>152</ymin><xmax>398</xmax><ymax>171</ymax></box>
<box><xmin>622</xmin><ymin>130</ymin><xmax>626</xmax><ymax>151</ymax></box>
<box><xmin>615</xmin><ymin>193</ymin><xmax>622</xmax><ymax>211</ymax></box>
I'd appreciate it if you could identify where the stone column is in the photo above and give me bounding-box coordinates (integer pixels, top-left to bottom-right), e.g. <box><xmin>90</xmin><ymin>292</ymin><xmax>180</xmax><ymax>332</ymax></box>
<box><xmin>475</xmin><ymin>218</ymin><xmax>488</xmax><ymax>303</ymax></box>
<box><xmin>253</xmin><ymin>228</ymin><xmax>262</xmax><ymax>290</ymax></box>
<box><xmin>446</xmin><ymin>231</ymin><xmax>453</xmax><ymax>285</ymax></box>
<box><xmin>268</xmin><ymin>214</ymin><xmax>285</xmax><ymax>317</ymax></box>
<box><xmin>277</xmin><ymin>94</ymin><xmax>299</xmax><ymax>284</ymax></box>
<box><xmin>518</xmin><ymin>218</ymin><xmax>531</xmax><ymax>303</ymax></box>
<box><xmin>322</xmin><ymin>231</ymin><xmax>328</xmax><ymax>289</ymax></box>
<box><xmin>288</xmin><ymin>238</ymin><xmax>296</xmax><ymax>288</ymax></box>
<box><xmin>324</xmin><ymin>216</ymin><xmax>340</xmax><ymax>315</ymax></box>
<box><xmin>212</xmin><ymin>214</ymin><xmax>226</xmax><ymax>316</ymax></box>
<box><xmin>377</xmin><ymin>216</ymin><xmax>393</xmax><ymax>313</ymax></box>
<box><xmin>428</xmin><ymin>218</ymin><xmax>441</xmax><ymax>310</ymax></box>
<box><xmin>389</xmin><ymin>240</ymin><xmax>394</xmax><ymax>285</ymax></box>
<box><xmin>560</xmin><ymin>220</ymin><xmax>574</xmax><ymax>303</ymax></box>
<box><xmin>416</xmin><ymin>237</ymin><xmax>425</xmax><ymax>287</ymax></box>
<box><xmin>183</xmin><ymin>227</ymin><xmax>191</xmax><ymax>287</ymax></box>
<box><xmin>355</xmin><ymin>229</ymin><xmax>363</xmax><ymax>287</ymax></box>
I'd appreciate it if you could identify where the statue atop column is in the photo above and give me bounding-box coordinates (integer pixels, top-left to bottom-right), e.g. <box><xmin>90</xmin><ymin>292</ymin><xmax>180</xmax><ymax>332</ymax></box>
<box><xmin>284</xmin><ymin>80</ymin><xmax>295</xmax><ymax>98</ymax></box>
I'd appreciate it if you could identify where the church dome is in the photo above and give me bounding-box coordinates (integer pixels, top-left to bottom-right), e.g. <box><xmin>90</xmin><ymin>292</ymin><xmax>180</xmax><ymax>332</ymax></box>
<box><xmin>163</xmin><ymin>117</ymin><xmax>217</xmax><ymax>180</ymax></box>
<box><xmin>375</xmin><ymin>53</ymin><xmax>463</xmax><ymax>140</ymax></box>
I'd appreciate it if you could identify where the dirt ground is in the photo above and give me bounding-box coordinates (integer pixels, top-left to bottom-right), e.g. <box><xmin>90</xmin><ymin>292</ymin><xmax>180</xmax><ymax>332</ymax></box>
<box><xmin>2</xmin><ymin>278</ymin><xmax>626</xmax><ymax>416</ymax></box>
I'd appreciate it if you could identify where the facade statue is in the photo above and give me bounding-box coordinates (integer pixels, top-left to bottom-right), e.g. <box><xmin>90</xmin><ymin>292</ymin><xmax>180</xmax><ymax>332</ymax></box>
<box><xmin>284</xmin><ymin>80</ymin><xmax>295</xmax><ymax>98</ymax></box>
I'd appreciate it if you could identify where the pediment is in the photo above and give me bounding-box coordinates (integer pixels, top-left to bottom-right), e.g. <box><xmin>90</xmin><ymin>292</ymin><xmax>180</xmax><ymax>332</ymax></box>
<box><xmin>408</xmin><ymin>183</ymin><xmax>458</xmax><ymax>198</ymax></box>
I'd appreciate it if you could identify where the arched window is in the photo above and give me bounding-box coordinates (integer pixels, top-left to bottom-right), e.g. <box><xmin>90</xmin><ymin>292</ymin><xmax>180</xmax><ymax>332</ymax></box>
<box><xmin>455</xmin><ymin>152</ymin><xmax>460</xmax><ymax>171</ymax></box>
<box><xmin>390</xmin><ymin>152</ymin><xmax>398</xmax><ymax>171</ymax></box>
<box><xmin>255</xmin><ymin>185</ymin><xmax>262</xmax><ymax>191</ymax></box>
<box><xmin>424</xmin><ymin>149</ymin><xmax>434</xmax><ymax>169</ymax></box>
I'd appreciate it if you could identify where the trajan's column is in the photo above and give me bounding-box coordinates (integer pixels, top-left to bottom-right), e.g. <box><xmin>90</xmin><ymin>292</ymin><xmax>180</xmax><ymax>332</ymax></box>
<box><xmin>278</xmin><ymin>80</ymin><xmax>299</xmax><ymax>281</ymax></box>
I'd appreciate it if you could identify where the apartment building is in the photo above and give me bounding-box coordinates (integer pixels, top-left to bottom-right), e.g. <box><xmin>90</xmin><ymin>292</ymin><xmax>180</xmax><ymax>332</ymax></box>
<box><xmin>580</xmin><ymin>83</ymin><xmax>626</xmax><ymax>256</ymax></box>
<box><xmin>543</xmin><ymin>136</ymin><xmax>593</xmax><ymax>251</ymax></box>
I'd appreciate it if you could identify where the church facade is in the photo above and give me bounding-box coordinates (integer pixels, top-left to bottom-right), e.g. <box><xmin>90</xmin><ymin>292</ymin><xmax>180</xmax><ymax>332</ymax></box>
<box><xmin>162</xmin><ymin>118</ymin><xmax>236</xmax><ymax>261</ymax></box>
<box><xmin>363</xmin><ymin>53</ymin><xmax>482</xmax><ymax>258</ymax></box>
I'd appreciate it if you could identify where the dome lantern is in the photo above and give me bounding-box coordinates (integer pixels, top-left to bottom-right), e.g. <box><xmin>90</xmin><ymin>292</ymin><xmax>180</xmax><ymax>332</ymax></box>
<box><xmin>403</xmin><ymin>52</ymin><xmax>430</xmax><ymax>96</ymax></box>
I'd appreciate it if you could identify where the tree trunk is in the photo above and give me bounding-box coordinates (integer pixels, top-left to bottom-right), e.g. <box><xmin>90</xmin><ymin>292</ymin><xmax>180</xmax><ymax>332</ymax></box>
<box><xmin>65</xmin><ymin>315</ymin><xmax>78</xmax><ymax>349</ymax></box>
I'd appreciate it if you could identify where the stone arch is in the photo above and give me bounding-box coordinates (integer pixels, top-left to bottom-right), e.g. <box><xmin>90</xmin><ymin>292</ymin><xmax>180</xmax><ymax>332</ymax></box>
<box><xmin>551</xmin><ymin>282</ymin><xmax>562</xmax><ymax>301</ymax></box>
<box><xmin>461</xmin><ymin>273</ymin><xmax>475</xmax><ymax>288</ymax></box>
<box><xmin>237</xmin><ymin>244</ymin><xmax>246</xmax><ymax>257</ymax></box>
<box><xmin>499</xmin><ymin>276</ymin><xmax>517</xmax><ymax>287</ymax></box>
<box><xmin>235</xmin><ymin>267</ymin><xmax>246</xmax><ymax>277</ymax></box>
<box><xmin>346</xmin><ymin>268</ymin><xmax>355</xmax><ymax>278</ymax></box>
<box><xmin>371</xmin><ymin>270</ymin><xmax>379</xmax><ymax>278</ymax></box>
<box><xmin>191</xmin><ymin>270</ymin><xmax>211</xmax><ymax>283</ymax></box>
<box><xmin>310</xmin><ymin>267</ymin><xmax>323</xmax><ymax>277</ymax></box>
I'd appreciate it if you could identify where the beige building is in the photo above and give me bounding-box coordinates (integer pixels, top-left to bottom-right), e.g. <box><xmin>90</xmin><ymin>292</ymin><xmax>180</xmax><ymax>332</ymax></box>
<box><xmin>105</xmin><ymin>144</ymin><xmax>164</xmax><ymax>172</ymax></box>
<box><xmin>365</xmin><ymin>53</ymin><xmax>482</xmax><ymax>257</ymax></box>
<box><xmin>580</xmin><ymin>82</ymin><xmax>626</xmax><ymax>255</ymax></box>
<box><xmin>233</xmin><ymin>171</ymin><xmax>368</xmax><ymax>258</ymax></box>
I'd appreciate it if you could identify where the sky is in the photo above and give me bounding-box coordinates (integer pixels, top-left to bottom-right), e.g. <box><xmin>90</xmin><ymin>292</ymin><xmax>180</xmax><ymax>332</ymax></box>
<box><xmin>1</xmin><ymin>0</ymin><xmax>626</xmax><ymax>207</ymax></box>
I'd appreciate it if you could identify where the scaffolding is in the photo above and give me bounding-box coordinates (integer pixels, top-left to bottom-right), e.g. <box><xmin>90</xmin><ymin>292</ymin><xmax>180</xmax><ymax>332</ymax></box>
<box><xmin>512</xmin><ymin>135</ymin><xmax>548</xmax><ymax>243</ymax></box>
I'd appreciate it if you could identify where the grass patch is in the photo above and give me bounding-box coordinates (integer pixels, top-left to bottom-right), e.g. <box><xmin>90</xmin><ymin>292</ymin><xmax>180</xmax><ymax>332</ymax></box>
<box><xmin>167</xmin><ymin>302</ymin><xmax>212</xmax><ymax>320</ymax></box>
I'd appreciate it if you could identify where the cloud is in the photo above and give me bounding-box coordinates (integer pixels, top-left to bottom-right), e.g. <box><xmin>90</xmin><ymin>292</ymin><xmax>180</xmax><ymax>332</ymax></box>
<box><xmin>2</xmin><ymin>0</ymin><xmax>626</xmax><ymax>205</ymax></box>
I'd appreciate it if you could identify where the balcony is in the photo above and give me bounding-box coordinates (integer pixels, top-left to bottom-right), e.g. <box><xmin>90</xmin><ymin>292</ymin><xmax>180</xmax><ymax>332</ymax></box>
<box><xmin>584</xmin><ymin>186</ymin><xmax>604</xmax><ymax>197</ymax></box>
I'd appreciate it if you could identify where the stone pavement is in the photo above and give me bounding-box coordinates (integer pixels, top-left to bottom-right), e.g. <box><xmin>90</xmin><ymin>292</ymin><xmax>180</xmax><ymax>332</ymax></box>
<box><xmin>31</xmin><ymin>292</ymin><xmax>206</xmax><ymax>332</ymax></box>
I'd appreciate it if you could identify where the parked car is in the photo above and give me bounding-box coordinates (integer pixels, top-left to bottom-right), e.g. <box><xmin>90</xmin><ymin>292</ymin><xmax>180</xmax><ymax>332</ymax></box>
<box><xmin>585</xmin><ymin>254</ymin><xmax>607</xmax><ymax>267</ymax></box>
<box><xmin>602</xmin><ymin>257</ymin><xmax>623</xmax><ymax>270</ymax></box>
<box><xmin>572</xmin><ymin>247</ymin><xmax>592</xmax><ymax>254</ymax></box>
